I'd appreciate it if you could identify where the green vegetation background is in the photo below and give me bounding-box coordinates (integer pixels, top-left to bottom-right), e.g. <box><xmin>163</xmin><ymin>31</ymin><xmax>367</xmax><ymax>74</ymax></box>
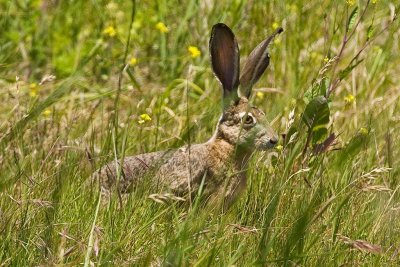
<box><xmin>0</xmin><ymin>0</ymin><xmax>399</xmax><ymax>265</ymax></box>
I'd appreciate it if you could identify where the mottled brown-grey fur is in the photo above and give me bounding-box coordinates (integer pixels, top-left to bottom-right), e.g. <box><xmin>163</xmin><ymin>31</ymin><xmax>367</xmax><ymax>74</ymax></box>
<box><xmin>93</xmin><ymin>23</ymin><xmax>282</xmax><ymax>207</ymax></box>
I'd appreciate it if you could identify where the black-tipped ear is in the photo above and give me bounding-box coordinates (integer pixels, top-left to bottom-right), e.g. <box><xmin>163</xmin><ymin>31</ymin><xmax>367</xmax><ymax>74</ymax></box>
<box><xmin>210</xmin><ymin>23</ymin><xmax>240</xmax><ymax>100</ymax></box>
<box><xmin>239</xmin><ymin>27</ymin><xmax>283</xmax><ymax>98</ymax></box>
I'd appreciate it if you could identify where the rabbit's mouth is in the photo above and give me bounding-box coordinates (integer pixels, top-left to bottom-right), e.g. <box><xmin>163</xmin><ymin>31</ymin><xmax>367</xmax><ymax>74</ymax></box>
<box><xmin>256</xmin><ymin>136</ymin><xmax>279</xmax><ymax>150</ymax></box>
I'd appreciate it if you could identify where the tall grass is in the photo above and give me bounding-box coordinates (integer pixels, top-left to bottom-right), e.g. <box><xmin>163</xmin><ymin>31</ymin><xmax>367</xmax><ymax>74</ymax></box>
<box><xmin>0</xmin><ymin>0</ymin><xmax>399</xmax><ymax>265</ymax></box>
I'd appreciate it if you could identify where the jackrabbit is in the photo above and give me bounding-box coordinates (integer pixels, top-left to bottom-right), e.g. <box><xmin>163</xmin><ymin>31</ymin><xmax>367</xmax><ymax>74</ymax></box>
<box><xmin>93</xmin><ymin>23</ymin><xmax>283</xmax><ymax>206</ymax></box>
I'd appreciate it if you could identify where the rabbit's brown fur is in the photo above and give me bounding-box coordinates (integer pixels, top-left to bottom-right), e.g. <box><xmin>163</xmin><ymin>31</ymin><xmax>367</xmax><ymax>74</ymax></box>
<box><xmin>93</xmin><ymin>23</ymin><xmax>283</xmax><ymax>207</ymax></box>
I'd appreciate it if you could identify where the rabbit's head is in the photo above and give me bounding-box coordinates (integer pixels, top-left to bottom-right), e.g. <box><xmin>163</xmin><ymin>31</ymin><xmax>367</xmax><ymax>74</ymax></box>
<box><xmin>210</xmin><ymin>23</ymin><xmax>282</xmax><ymax>151</ymax></box>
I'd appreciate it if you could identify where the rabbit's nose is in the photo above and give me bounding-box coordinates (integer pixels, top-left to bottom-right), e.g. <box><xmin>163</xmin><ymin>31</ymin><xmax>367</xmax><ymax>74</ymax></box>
<box><xmin>269</xmin><ymin>136</ymin><xmax>278</xmax><ymax>146</ymax></box>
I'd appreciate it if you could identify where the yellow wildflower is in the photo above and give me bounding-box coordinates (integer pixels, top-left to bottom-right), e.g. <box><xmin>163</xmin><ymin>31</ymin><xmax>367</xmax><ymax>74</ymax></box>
<box><xmin>155</xmin><ymin>22</ymin><xmax>169</xmax><ymax>33</ymax></box>
<box><xmin>103</xmin><ymin>26</ymin><xmax>117</xmax><ymax>37</ymax></box>
<box><xmin>346</xmin><ymin>0</ymin><xmax>355</xmax><ymax>6</ymax></box>
<box><xmin>29</xmin><ymin>83</ymin><xmax>38</xmax><ymax>97</ymax></box>
<box><xmin>276</xmin><ymin>145</ymin><xmax>283</xmax><ymax>151</ymax></box>
<box><xmin>43</xmin><ymin>108</ymin><xmax>52</xmax><ymax>116</ymax></box>
<box><xmin>359</xmin><ymin>127</ymin><xmax>369</xmax><ymax>135</ymax></box>
<box><xmin>256</xmin><ymin>91</ymin><xmax>265</xmax><ymax>100</ymax></box>
<box><xmin>138</xmin><ymin>113</ymin><xmax>151</xmax><ymax>124</ymax></box>
<box><xmin>188</xmin><ymin>46</ymin><xmax>201</xmax><ymax>58</ymax></box>
<box><xmin>272</xmin><ymin>22</ymin><xmax>279</xmax><ymax>30</ymax></box>
<box><xmin>129</xmin><ymin>57</ymin><xmax>137</xmax><ymax>66</ymax></box>
<box><xmin>372</xmin><ymin>0</ymin><xmax>377</xmax><ymax>3</ymax></box>
<box><xmin>324</xmin><ymin>56</ymin><xmax>329</xmax><ymax>63</ymax></box>
<box><xmin>344</xmin><ymin>93</ymin><xmax>355</xmax><ymax>104</ymax></box>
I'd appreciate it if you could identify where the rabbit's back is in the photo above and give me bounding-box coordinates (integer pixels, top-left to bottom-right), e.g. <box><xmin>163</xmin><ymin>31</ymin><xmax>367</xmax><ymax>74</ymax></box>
<box><xmin>95</xmin><ymin>150</ymin><xmax>173</xmax><ymax>192</ymax></box>
<box><xmin>95</xmin><ymin>144</ymin><xmax>214</xmax><ymax>196</ymax></box>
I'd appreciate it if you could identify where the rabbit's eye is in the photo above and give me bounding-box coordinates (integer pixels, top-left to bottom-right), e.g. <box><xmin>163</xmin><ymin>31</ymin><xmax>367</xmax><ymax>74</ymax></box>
<box><xmin>240</xmin><ymin>113</ymin><xmax>256</xmax><ymax>126</ymax></box>
<box><xmin>244</xmin><ymin>116</ymin><xmax>254</xmax><ymax>124</ymax></box>
<box><xmin>239</xmin><ymin>112</ymin><xmax>257</xmax><ymax>127</ymax></box>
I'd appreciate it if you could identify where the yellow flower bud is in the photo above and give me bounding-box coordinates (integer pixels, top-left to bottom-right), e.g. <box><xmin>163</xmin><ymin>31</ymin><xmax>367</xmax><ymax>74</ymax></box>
<box><xmin>344</xmin><ymin>94</ymin><xmax>355</xmax><ymax>105</ymax></box>
<box><xmin>359</xmin><ymin>127</ymin><xmax>369</xmax><ymax>135</ymax></box>
<box><xmin>256</xmin><ymin>91</ymin><xmax>265</xmax><ymax>100</ymax></box>
<box><xmin>129</xmin><ymin>57</ymin><xmax>137</xmax><ymax>66</ymax></box>
<box><xmin>138</xmin><ymin>113</ymin><xmax>151</xmax><ymax>124</ymax></box>
<box><xmin>188</xmin><ymin>46</ymin><xmax>201</xmax><ymax>58</ymax></box>
<box><xmin>43</xmin><ymin>109</ymin><xmax>52</xmax><ymax>116</ymax></box>
<box><xmin>103</xmin><ymin>26</ymin><xmax>117</xmax><ymax>37</ymax></box>
<box><xmin>155</xmin><ymin>22</ymin><xmax>169</xmax><ymax>33</ymax></box>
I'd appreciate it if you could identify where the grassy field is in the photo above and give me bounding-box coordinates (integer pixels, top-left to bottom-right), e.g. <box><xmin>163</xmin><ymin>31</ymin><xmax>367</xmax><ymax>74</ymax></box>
<box><xmin>1</xmin><ymin>0</ymin><xmax>399</xmax><ymax>266</ymax></box>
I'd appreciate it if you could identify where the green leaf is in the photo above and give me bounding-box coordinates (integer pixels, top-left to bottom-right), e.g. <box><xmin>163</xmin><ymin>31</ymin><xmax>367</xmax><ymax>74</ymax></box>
<box><xmin>319</xmin><ymin>77</ymin><xmax>330</xmax><ymax>97</ymax></box>
<box><xmin>367</xmin><ymin>24</ymin><xmax>374</xmax><ymax>40</ymax></box>
<box><xmin>347</xmin><ymin>7</ymin><xmax>359</xmax><ymax>32</ymax></box>
<box><xmin>303</xmin><ymin>77</ymin><xmax>330</xmax><ymax>103</ymax></box>
<box><xmin>303</xmin><ymin>84</ymin><xmax>316</xmax><ymax>103</ymax></box>
<box><xmin>312</xmin><ymin>127</ymin><xmax>328</xmax><ymax>144</ymax></box>
<box><xmin>302</xmin><ymin>96</ymin><xmax>330</xmax><ymax>130</ymax></box>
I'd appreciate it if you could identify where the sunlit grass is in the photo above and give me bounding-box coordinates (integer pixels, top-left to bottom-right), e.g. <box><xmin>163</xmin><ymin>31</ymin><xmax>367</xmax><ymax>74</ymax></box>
<box><xmin>0</xmin><ymin>0</ymin><xmax>399</xmax><ymax>265</ymax></box>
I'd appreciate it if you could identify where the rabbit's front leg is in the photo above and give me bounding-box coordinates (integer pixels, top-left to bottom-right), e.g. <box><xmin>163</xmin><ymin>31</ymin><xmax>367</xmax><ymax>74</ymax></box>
<box><xmin>209</xmin><ymin>172</ymin><xmax>246</xmax><ymax>211</ymax></box>
<box><xmin>224</xmin><ymin>173</ymin><xmax>247</xmax><ymax>209</ymax></box>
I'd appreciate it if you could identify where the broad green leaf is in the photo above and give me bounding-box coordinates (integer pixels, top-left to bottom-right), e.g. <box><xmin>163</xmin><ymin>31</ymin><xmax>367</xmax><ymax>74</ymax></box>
<box><xmin>302</xmin><ymin>96</ymin><xmax>330</xmax><ymax>130</ymax></box>
<box><xmin>312</xmin><ymin>126</ymin><xmax>328</xmax><ymax>144</ymax></box>
<box><xmin>303</xmin><ymin>77</ymin><xmax>330</xmax><ymax>103</ymax></box>
<box><xmin>303</xmin><ymin>84</ymin><xmax>316</xmax><ymax>103</ymax></box>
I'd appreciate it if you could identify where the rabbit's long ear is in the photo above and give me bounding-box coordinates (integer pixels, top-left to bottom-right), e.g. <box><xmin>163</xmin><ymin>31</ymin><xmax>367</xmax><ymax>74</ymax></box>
<box><xmin>239</xmin><ymin>27</ymin><xmax>283</xmax><ymax>98</ymax></box>
<box><xmin>210</xmin><ymin>23</ymin><xmax>240</xmax><ymax>102</ymax></box>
